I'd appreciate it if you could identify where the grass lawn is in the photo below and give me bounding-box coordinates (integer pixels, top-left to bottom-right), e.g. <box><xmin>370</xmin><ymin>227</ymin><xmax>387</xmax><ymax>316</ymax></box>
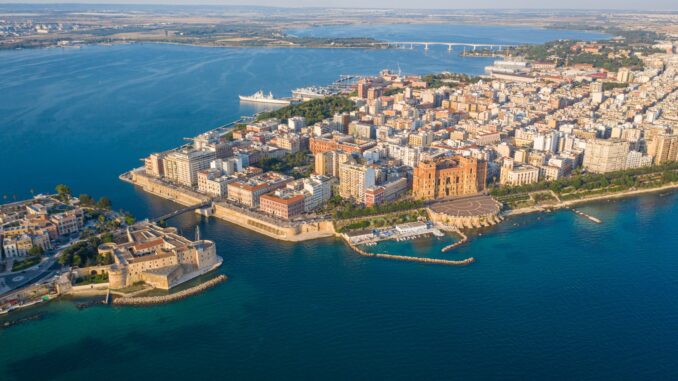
<box><xmin>12</xmin><ymin>256</ymin><xmax>41</xmax><ymax>272</ymax></box>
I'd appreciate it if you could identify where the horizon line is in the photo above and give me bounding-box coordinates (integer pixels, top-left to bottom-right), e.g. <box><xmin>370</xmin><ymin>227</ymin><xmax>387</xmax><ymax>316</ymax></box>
<box><xmin>0</xmin><ymin>3</ymin><xmax>677</xmax><ymax>12</ymax></box>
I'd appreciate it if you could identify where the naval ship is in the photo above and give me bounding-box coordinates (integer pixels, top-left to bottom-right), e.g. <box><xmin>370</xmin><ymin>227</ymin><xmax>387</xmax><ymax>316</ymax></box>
<box><xmin>239</xmin><ymin>90</ymin><xmax>291</xmax><ymax>105</ymax></box>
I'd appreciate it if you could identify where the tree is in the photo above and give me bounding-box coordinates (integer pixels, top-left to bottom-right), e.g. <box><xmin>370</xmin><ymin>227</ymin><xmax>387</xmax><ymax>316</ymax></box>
<box><xmin>55</xmin><ymin>184</ymin><xmax>71</xmax><ymax>202</ymax></box>
<box><xmin>100</xmin><ymin>232</ymin><xmax>114</xmax><ymax>243</ymax></box>
<box><xmin>78</xmin><ymin>193</ymin><xmax>95</xmax><ymax>206</ymax></box>
<box><xmin>97</xmin><ymin>197</ymin><xmax>112</xmax><ymax>210</ymax></box>
<box><xmin>28</xmin><ymin>246</ymin><xmax>44</xmax><ymax>257</ymax></box>
<box><xmin>124</xmin><ymin>212</ymin><xmax>136</xmax><ymax>226</ymax></box>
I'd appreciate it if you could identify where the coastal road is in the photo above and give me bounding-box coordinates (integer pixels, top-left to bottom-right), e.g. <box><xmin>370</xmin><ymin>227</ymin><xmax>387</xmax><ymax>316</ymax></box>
<box><xmin>0</xmin><ymin>258</ymin><xmax>61</xmax><ymax>299</ymax></box>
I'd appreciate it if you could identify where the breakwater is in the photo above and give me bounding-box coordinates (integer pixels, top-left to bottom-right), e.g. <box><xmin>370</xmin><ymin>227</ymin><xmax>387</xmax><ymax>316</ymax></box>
<box><xmin>571</xmin><ymin>208</ymin><xmax>602</xmax><ymax>224</ymax></box>
<box><xmin>347</xmin><ymin>241</ymin><xmax>475</xmax><ymax>266</ymax></box>
<box><xmin>441</xmin><ymin>228</ymin><xmax>469</xmax><ymax>253</ymax></box>
<box><xmin>112</xmin><ymin>275</ymin><xmax>226</xmax><ymax>306</ymax></box>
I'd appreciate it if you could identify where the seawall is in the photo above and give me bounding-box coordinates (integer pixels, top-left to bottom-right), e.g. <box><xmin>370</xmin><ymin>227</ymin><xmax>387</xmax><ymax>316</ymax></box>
<box><xmin>125</xmin><ymin>169</ymin><xmax>210</xmax><ymax>207</ymax></box>
<box><xmin>213</xmin><ymin>202</ymin><xmax>335</xmax><ymax>242</ymax></box>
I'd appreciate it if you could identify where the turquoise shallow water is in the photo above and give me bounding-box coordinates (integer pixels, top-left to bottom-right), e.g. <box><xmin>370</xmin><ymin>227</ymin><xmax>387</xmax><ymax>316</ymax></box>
<box><xmin>4</xmin><ymin>25</ymin><xmax>677</xmax><ymax>380</ymax></box>
<box><xmin>2</xmin><ymin>193</ymin><xmax>678</xmax><ymax>380</ymax></box>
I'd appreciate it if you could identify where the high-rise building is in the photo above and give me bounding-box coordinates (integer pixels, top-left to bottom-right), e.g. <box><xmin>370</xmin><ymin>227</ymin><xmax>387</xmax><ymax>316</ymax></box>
<box><xmin>412</xmin><ymin>156</ymin><xmax>487</xmax><ymax>200</ymax></box>
<box><xmin>314</xmin><ymin>150</ymin><xmax>352</xmax><ymax>178</ymax></box>
<box><xmin>617</xmin><ymin>67</ymin><xmax>633</xmax><ymax>83</ymax></box>
<box><xmin>408</xmin><ymin>131</ymin><xmax>433</xmax><ymax>147</ymax></box>
<box><xmin>144</xmin><ymin>153</ymin><xmax>165</xmax><ymax>177</ymax></box>
<box><xmin>332</xmin><ymin>112</ymin><xmax>351</xmax><ymax>133</ymax></box>
<box><xmin>648</xmin><ymin>134</ymin><xmax>678</xmax><ymax>164</ymax></box>
<box><xmin>583</xmin><ymin>139</ymin><xmax>630</xmax><ymax>173</ymax></box>
<box><xmin>367</xmin><ymin>87</ymin><xmax>383</xmax><ymax>102</ymax></box>
<box><xmin>339</xmin><ymin>163</ymin><xmax>376</xmax><ymax>203</ymax></box>
<box><xmin>162</xmin><ymin>148</ymin><xmax>217</xmax><ymax>187</ymax></box>
<box><xmin>357</xmin><ymin>80</ymin><xmax>369</xmax><ymax>99</ymax></box>
<box><xmin>533</xmin><ymin>132</ymin><xmax>560</xmax><ymax>153</ymax></box>
<box><xmin>288</xmin><ymin>116</ymin><xmax>306</xmax><ymax>132</ymax></box>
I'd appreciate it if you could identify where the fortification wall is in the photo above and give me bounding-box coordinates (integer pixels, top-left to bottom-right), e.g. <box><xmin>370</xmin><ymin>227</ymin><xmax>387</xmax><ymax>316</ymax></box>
<box><xmin>213</xmin><ymin>203</ymin><xmax>335</xmax><ymax>242</ymax></box>
<box><xmin>129</xmin><ymin>171</ymin><xmax>209</xmax><ymax>206</ymax></box>
<box><xmin>427</xmin><ymin>209</ymin><xmax>503</xmax><ymax>229</ymax></box>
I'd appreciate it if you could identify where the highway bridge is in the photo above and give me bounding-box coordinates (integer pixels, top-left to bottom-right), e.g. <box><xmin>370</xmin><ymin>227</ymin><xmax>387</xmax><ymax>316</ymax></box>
<box><xmin>374</xmin><ymin>41</ymin><xmax>519</xmax><ymax>51</ymax></box>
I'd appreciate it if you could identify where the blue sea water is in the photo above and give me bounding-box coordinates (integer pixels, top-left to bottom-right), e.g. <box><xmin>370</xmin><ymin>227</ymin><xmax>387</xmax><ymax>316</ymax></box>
<box><xmin>3</xmin><ymin>24</ymin><xmax>677</xmax><ymax>380</ymax></box>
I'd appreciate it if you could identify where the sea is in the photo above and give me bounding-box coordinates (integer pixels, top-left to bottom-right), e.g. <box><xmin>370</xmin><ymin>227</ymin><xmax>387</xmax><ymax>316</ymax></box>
<box><xmin>4</xmin><ymin>24</ymin><xmax>678</xmax><ymax>380</ymax></box>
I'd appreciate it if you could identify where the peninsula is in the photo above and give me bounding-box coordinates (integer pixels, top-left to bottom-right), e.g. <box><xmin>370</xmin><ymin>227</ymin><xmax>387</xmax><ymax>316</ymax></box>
<box><xmin>121</xmin><ymin>32</ymin><xmax>678</xmax><ymax>263</ymax></box>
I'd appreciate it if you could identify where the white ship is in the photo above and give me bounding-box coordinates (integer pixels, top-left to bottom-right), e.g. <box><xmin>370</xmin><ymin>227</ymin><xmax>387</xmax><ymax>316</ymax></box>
<box><xmin>239</xmin><ymin>90</ymin><xmax>291</xmax><ymax>105</ymax></box>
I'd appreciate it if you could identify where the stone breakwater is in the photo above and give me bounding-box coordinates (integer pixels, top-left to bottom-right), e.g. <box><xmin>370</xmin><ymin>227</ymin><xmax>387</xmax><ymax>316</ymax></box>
<box><xmin>112</xmin><ymin>275</ymin><xmax>227</xmax><ymax>306</ymax></box>
<box><xmin>347</xmin><ymin>241</ymin><xmax>475</xmax><ymax>266</ymax></box>
<box><xmin>441</xmin><ymin>229</ymin><xmax>469</xmax><ymax>253</ymax></box>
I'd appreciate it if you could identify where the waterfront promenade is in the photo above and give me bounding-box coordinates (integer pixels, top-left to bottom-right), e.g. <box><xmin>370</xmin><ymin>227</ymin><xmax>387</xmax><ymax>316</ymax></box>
<box><xmin>504</xmin><ymin>182</ymin><xmax>678</xmax><ymax>217</ymax></box>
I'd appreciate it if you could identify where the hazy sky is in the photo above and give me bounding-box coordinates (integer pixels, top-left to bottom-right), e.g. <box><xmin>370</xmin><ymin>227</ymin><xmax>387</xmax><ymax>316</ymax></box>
<box><xmin>0</xmin><ymin>0</ymin><xmax>674</xmax><ymax>11</ymax></box>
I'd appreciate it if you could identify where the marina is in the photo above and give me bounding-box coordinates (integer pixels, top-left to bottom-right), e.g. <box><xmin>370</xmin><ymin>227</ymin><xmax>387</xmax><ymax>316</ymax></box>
<box><xmin>344</xmin><ymin>221</ymin><xmax>445</xmax><ymax>245</ymax></box>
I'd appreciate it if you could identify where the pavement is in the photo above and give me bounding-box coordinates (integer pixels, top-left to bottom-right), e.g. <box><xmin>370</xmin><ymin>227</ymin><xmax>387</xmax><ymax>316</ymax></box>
<box><xmin>0</xmin><ymin>256</ymin><xmax>61</xmax><ymax>297</ymax></box>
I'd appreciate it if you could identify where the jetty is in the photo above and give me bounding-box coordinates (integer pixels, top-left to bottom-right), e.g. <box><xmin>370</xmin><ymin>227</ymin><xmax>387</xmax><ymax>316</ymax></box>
<box><xmin>571</xmin><ymin>208</ymin><xmax>602</xmax><ymax>224</ymax></box>
<box><xmin>112</xmin><ymin>275</ymin><xmax>226</xmax><ymax>306</ymax></box>
<box><xmin>441</xmin><ymin>228</ymin><xmax>469</xmax><ymax>253</ymax></box>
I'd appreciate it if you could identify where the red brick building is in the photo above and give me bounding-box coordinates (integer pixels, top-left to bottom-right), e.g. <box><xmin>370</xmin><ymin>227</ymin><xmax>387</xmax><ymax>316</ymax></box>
<box><xmin>259</xmin><ymin>192</ymin><xmax>305</xmax><ymax>220</ymax></box>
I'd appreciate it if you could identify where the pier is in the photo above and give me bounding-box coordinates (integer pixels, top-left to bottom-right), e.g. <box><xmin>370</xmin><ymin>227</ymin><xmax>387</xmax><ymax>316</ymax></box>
<box><xmin>112</xmin><ymin>275</ymin><xmax>227</xmax><ymax>306</ymax></box>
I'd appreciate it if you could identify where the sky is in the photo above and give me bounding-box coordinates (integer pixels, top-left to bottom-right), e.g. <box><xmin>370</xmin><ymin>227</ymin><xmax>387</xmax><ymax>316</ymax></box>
<box><xmin>0</xmin><ymin>0</ymin><xmax>674</xmax><ymax>11</ymax></box>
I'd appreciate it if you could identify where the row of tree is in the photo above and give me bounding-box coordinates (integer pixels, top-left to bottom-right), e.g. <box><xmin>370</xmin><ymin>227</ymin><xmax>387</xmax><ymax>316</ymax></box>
<box><xmin>254</xmin><ymin>151</ymin><xmax>313</xmax><ymax>178</ymax></box>
<box><xmin>58</xmin><ymin>236</ymin><xmax>114</xmax><ymax>268</ymax></box>
<box><xmin>491</xmin><ymin>162</ymin><xmax>678</xmax><ymax>197</ymax></box>
<box><xmin>256</xmin><ymin>96</ymin><xmax>356</xmax><ymax>125</ymax></box>
<box><xmin>334</xmin><ymin>199</ymin><xmax>425</xmax><ymax>220</ymax></box>
<box><xmin>55</xmin><ymin>184</ymin><xmax>112</xmax><ymax>210</ymax></box>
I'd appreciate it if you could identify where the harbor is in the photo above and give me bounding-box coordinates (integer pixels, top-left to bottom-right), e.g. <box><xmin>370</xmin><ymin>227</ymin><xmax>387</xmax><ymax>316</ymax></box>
<box><xmin>240</xmin><ymin>74</ymin><xmax>372</xmax><ymax>104</ymax></box>
<box><xmin>343</xmin><ymin>221</ymin><xmax>445</xmax><ymax>245</ymax></box>
<box><xmin>342</xmin><ymin>220</ymin><xmax>475</xmax><ymax>267</ymax></box>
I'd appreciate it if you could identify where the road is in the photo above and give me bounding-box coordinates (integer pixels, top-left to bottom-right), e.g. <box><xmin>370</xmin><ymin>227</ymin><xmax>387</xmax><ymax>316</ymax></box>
<box><xmin>0</xmin><ymin>257</ymin><xmax>62</xmax><ymax>298</ymax></box>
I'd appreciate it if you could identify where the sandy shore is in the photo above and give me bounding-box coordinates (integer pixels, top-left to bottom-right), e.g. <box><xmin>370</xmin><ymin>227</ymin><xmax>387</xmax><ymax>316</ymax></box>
<box><xmin>504</xmin><ymin>182</ymin><xmax>678</xmax><ymax>217</ymax></box>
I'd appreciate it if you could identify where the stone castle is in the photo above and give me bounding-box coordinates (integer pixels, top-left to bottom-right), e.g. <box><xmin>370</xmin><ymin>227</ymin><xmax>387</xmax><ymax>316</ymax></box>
<box><xmin>98</xmin><ymin>222</ymin><xmax>222</xmax><ymax>289</ymax></box>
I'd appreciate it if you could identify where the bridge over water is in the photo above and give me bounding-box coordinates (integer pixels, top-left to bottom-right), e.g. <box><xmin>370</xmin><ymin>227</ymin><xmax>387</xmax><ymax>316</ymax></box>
<box><xmin>151</xmin><ymin>201</ymin><xmax>211</xmax><ymax>223</ymax></box>
<box><xmin>374</xmin><ymin>41</ymin><xmax>519</xmax><ymax>51</ymax></box>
